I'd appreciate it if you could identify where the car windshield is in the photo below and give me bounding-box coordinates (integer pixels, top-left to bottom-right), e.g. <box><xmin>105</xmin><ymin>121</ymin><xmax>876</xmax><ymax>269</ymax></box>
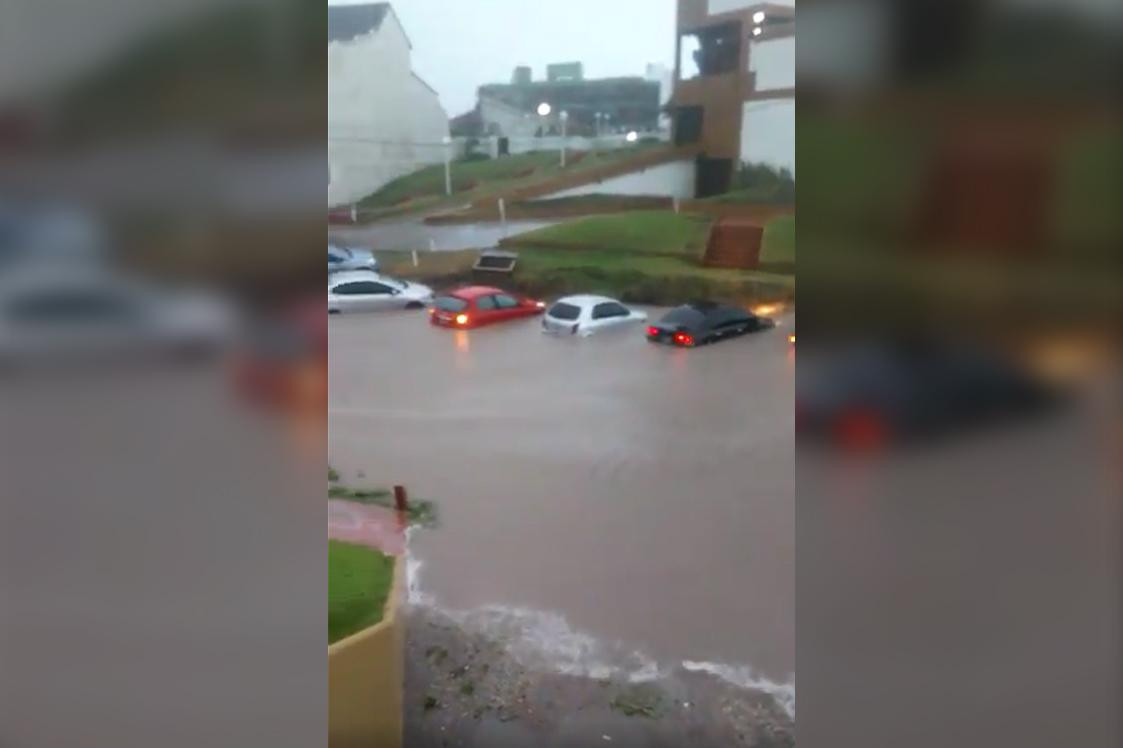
<box><xmin>434</xmin><ymin>296</ymin><xmax>468</xmax><ymax>312</ymax></box>
<box><xmin>548</xmin><ymin>302</ymin><xmax>581</xmax><ymax>320</ymax></box>
<box><xmin>661</xmin><ymin>307</ymin><xmax>705</xmax><ymax>328</ymax></box>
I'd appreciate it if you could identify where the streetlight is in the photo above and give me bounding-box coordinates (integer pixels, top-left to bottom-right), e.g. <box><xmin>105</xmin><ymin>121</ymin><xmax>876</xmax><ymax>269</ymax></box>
<box><xmin>536</xmin><ymin>102</ymin><xmax>552</xmax><ymax>117</ymax></box>
<box><xmin>626</xmin><ymin>130</ymin><xmax>639</xmax><ymax>144</ymax></box>
<box><xmin>442</xmin><ymin>135</ymin><xmax>452</xmax><ymax>196</ymax></box>
<box><xmin>752</xmin><ymin>10</ymin><xmax>766</xmax><ymax>24</ymax></box>
<box><xmin>560</xmin><ymin>110</ymin><xmax>569</xmax><ymax>167</ymax></box>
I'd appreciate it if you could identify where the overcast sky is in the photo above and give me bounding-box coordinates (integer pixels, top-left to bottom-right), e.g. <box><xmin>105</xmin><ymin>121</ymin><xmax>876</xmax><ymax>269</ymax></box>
<box><xmin>329</xmin><ymin>0</ymin><xmax>677</xmax><ymax>116</ymax></box>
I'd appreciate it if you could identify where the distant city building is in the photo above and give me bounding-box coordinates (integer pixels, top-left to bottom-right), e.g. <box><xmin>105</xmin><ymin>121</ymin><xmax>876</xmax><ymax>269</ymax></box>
<box><xmin>546</xmin><ymin>62</ymin><xmax>584</xmax><ymax>83</ymax></box>
<box><xmin>328</xmin><ymin>2</ymin><xmax>449</xmax><ymax>206</ymax></box>
<box><xmin>670</xmin><ymin>0</ymin><xmax>795</xmax><ymax>196</ymax></box>
<box><xmin>452</xmin><ymin>65</ymin><xmax>661</xmax><ymax>139</ymax></box>
<box><xmin>511</xmin><ymin>65</ymin><xmax>533</xmax><ymax>86</ymax></box>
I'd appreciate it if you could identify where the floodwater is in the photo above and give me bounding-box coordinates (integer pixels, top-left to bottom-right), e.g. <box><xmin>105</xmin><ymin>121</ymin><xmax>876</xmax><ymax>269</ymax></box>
<box><xmin>330</xmin><ymin>219</ymin><xmax>559</xmax><ymax>252</ymax></box>
<box><xmin>328</xmin><ymin>309</ymin><xmax>795</xmax><ymax>691</ymax></box>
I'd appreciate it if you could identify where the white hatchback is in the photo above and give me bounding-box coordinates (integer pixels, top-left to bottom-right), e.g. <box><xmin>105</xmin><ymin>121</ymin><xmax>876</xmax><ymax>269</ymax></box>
<box><xmin>327</xmin><ymin>271</ymin><xmax>433</xmax><ymax>314</ymax></box>
<box><xmin>541</xmin><ymin>295</ymin><xmax>647</xmax><ymax>337</ymax></box>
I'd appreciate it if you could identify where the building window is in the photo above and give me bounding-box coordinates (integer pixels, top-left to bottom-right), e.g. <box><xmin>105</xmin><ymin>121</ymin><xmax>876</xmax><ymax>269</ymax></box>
<box><xmin>678</xmin><ymin>22</ymin><xmax>742</xmax><ymax>80</ymax></box>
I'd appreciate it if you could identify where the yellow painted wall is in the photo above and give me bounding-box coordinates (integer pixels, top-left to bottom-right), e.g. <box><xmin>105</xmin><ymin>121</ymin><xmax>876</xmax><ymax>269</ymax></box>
<box><xmin>328</xmin><ymin>558</ymin><xmax>405</xmax><ymax>748</ymax></box>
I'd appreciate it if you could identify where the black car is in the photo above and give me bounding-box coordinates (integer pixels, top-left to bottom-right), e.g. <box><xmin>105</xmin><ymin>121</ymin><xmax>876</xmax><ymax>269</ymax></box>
<box><xmin>646</xmin><ymin>302</ymin><xmax>775</xmax><ymax>347</ymax></box>
<box><xmin>795</xmin><ymin>339</ymin><xmax>1058</xmax><ymax>450</ymax></box>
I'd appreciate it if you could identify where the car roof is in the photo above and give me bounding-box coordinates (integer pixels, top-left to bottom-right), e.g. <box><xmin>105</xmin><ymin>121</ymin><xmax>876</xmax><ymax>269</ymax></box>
<box><xmin>328</xmin><ymin>270</ymin><xmax>391</xmax><ymax>286</ymax></box>
<box><xmin>555</xmin><ymin>295</ymin><xmax>620</xmax><ymax>307</ymax></box>
<box><xmin>445</xmin><ymin>285</ymin><xmax>504</xmax><ymax>299</ymax></box>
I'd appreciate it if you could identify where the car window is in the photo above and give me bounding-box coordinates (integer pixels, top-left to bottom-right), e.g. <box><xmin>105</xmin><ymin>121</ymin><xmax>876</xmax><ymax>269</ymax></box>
<box><xmin>547</xmin><ymin>302</ymin><xmax>581</xmax><ymax>320</ymax></box>
<box><xmin>7</xmin><ymin>290</ymin><xmax>138</xmax><ymax>324</ymax></box>
<box><xmin>592</xmin><ymin>302</ymin><xmax>630</xmax><ymax>320</ymax></box>
<box><xmin>434</xmin><ymin>296</ymin><xmax>468</xmax><ymax>312</ymax></box>
<box><xmin>661</xmin><ymin>307</ymin><xmax>704</xmax><ymax>328</ymax></box>
<box><xmin>328</xmin><ymin>246</ymin><xmax>350</xmax><ymax>262</ymax></box>
<box><xmin>494</xmin><ymin>294</ymin><xmax>519</xmax><ymax>309</ymax></box>
<box><xmin>716</xmin><ymin>311</ymin><xmax>750</xmax><ymax>328</ymax></box>
<box><xmin>332</xmin><ymin>281</ymin><xmax>384</xmax><ymax>296</ymax></box>
<box><xmin>476</xmin><ymin>295</ymin><xmax>497</xmax><ymax>311</ymax></box>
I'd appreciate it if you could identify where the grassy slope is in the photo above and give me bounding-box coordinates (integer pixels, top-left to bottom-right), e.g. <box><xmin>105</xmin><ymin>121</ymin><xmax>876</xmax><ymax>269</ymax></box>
<box><xmin>357</xmin><ymin>145</ymin><xmax>660</xmax><ymax>214</ymax></box>
<box><xmin>328</xmin><ymin>540</ymin><xmax>395</xmax><ymax>645</ymax></box>
<box><xmin>372</xmin><ymin>211</ymin><xmax>795</xmax><ymax>304</ymax></box>
<box><xmin>504</xmin><ymin>211</ymin><xmax>711</xmax><ymax>256</ymax></box>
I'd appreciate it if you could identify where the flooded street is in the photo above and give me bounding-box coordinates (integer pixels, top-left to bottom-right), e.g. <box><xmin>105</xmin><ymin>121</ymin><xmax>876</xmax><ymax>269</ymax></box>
<box><xmin>328</xmin><ymin>309</ymin><xmax>795</xmax><ymax>700</ymax></box>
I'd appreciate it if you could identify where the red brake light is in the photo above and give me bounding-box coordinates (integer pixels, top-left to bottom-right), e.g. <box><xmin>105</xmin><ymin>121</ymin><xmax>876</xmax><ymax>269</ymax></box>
<box><xmin>646</xmin><ymin>326</ymin><xmax>659</xmax><ymax>337</ymax></box>
<box><xmin>673</xmin><ymin>332</ymin><xmax>694</xmax><ymax>346</ymax></box>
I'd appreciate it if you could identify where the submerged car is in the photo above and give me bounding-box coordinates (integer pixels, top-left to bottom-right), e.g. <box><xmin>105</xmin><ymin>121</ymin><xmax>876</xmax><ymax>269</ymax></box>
<box><xmin>646</xmin><ymin>302</ymin><xmax>774</xmax><ymax>347</ymax></box>
<box><xmin>327</xmin><ymin>271</ymin><xmax>432</xmax><ymax>314</ymax></box>
<box><xmin>429</xmin><ymin>286</ymin><xmax>545</xmax><ymax>329</ymax></box>
<box><xmin>0</xmin><ymin>268</ymin><xmax>234</xmax><ymax>367</ymax></box>
<box><xmin>542</xmin><ymin>295</ymin><xmax>647</xmax><ymax>337</ymax></box>
<box><xmin>328</xmin><ymin>243</ymin><xmax>378</xmax><ymax>274</ymax></box>
<box><xmin>796</xmin><ymin>339</ymin><xmax>1058</xmax><ymax>450</ymax></box>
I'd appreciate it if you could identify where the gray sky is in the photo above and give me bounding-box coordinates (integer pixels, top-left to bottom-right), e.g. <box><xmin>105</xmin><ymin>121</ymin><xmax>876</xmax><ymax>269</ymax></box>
<box><xmin>330</xmin><ymin>0</ymin><xmax>677</xmax><ymax>116</ymax></box>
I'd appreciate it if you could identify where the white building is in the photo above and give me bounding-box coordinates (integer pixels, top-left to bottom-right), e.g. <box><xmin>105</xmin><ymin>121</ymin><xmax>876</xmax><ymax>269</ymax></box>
<box><xmin>328</xmin><ymin>3</ymin><xmax>449</xmax><ymax>207</ymax></box>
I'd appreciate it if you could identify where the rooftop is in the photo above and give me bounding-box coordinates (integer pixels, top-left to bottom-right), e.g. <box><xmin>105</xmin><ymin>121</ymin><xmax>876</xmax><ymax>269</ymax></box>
<box><xmin>328</xmin><ymin>2</ymin><xmax>391</xmax><ymax>44</ymax></box>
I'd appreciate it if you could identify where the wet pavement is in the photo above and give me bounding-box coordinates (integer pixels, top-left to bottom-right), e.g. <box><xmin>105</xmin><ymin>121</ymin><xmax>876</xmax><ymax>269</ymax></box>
<box><xmin>329</xmin><ymin>219</ymin><xmax>558</xmax><ymax>252</ymax></box>
<box><xmin>328</xmin><ymin>308</ymin><xmax>795</xmax><ymax>741</ymax></box>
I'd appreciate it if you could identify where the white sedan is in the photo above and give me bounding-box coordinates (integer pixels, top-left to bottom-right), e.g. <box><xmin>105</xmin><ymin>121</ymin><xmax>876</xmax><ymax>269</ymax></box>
<box><xmin>327</xmin><ymin>271</ymin><xmax>432</xmax><ymax>314</ymax></box>
<box><xmin>541</xmin><ymin>295</ymin><xmax>647</xmax><ymax>337</ymax></box>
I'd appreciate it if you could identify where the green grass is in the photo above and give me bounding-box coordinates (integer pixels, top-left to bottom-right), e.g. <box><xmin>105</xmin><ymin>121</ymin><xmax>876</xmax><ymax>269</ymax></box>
<box><xmin>328</xmin><ymin>540</ymin><xmax>395</xmax><ymax>645</ymax></box>
<box><xmin>357</xmin><ymin>145</ymin><xmax>661</xmax><ymax>216</ymax></box>
<box><xmin>760</xmin><ymin>215</ymin><xmax>796</xmax><ymax>267</ymax></box>
<box><xmin>503</xmin><ymin>210</ymin><xmax>712</xmax><ymax>257</ymax></box>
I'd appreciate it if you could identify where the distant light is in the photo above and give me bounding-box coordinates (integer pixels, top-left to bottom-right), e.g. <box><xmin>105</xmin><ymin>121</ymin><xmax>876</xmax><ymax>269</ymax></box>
<box><xmin>537</xmin><ymin>102</ymin><xmax>552</xmax><ymax>116</ymax></box>
<box><xmin>752</xmin><ymin>11</ymin><xmax>766</xmax><ymax>24</ymax></box>
<box><xmin>752</xmin><ymin>26</ymin><xmax>763</xmax><ymax>37</ymax></box>
<box><xmin>789</xmin><ymin>334</ymin><xmax>796</xmax><ymax>345</ymax></box>
<box><xmin>560</xmin><ymin>110</ymin><xmax>569</xmax><ymax>120</ymax></box>
<box><xmin>626</xmin><ymin>131</ymin><xmax>639</xmax><ymax>143</ymax></box>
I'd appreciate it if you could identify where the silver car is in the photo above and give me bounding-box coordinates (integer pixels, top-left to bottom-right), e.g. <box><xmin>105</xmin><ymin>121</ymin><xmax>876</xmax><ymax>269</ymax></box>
<box><xmin>328</xmin><ymin>243</ymin><xmax>378</xmax><ymax>274</ymax></box>
<box><xmin>0</xmin><ymin>268</ymin><xmax>235</xmax><ymax>367</ymax></box>
<box><xmin>327</xmin><ymin>271</ymin><xmax>433</xmax><ymax>314</ymax></box>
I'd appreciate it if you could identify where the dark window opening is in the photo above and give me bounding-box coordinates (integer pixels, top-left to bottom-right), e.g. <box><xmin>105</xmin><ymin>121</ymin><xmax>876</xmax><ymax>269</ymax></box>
<box><xmin>674</xmin><ymin>106</ymin><xmax>704</xmax><ymax>146</ymax></box>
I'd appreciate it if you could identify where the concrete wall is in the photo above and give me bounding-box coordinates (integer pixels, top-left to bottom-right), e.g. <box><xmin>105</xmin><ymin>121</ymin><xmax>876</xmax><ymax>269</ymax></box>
<box><xmin>740</xmin><ymin>98</ymin><xmax>795</xmax><ymax>174</ymax></box>
<box><xmin>328</xmin><ymin>558</ymin><xmax>405</xmax><ymax>748</ymax></box>
<box><xmin>537</xmin><ymin>159</ymin><xmax>697</xmax><ymax>199</ymax></box>
<box><xmin>328</xmin><ymin>13</ymin><xmax>449</xmax><ymax>207</ymax></box>
<box><xmin>749</xmin><ymin>36</ymin><xmax>795</xmax><ymax>90</ymax></box>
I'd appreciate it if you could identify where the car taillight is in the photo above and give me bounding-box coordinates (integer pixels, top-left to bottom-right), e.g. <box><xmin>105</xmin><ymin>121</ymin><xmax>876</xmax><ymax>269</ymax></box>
<box><xmin>646</xmin><ymin>326</ymin><xmax>659</xmax><ymax>337</ymax></box>
<box><xmin>455</xmin><ymin>314</ymin><xmax>469</xmax><ymax>325</ymax></box>
<box><xmin>833</xmin><ymin>408</ymin><xmax>890</xmax><ymax>452</ymax></box>
<box><xmin>673</xmin><ymin>332</ymin><xmax>694</xmax><ymax>346</ymax></box>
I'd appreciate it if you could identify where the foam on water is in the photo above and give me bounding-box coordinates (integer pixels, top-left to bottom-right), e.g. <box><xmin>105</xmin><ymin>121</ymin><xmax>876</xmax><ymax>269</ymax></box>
<box><xmin>406</xmin><ymin>535</ymin><xmax>795</xmax><ymax>718</ymax></box>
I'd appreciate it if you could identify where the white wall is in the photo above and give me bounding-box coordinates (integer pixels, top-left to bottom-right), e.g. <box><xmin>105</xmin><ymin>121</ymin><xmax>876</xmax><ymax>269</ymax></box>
<box><xmin>749</xmin><ymin>36</ymin><xmax>795</xmax><ymax>91</ymax></box>
<box><xmin>328</xmin><ymin>12</ymin><xmax>449</xmax><ymax>206</ymax></box>
<box><xmin>740</xmin><ymin>99</ymin><xmax>795</xmax><ymax>175</ymax></box>
<box><xmin>708</xmin><ymin>0</ymin><xmax>794</xmax><ymax>14</ymax></box>
<box><xmin>537</xmin><ymin>160</ymin><xmax>696</xmax><ymax>200</ymax></box>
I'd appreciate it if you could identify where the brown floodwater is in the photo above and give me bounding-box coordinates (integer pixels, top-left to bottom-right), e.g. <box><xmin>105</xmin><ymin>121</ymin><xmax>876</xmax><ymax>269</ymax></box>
<box><xmin>329</xmin><ymin>308</ymin><xmax>795</xmax><ymax>697</ymax></box>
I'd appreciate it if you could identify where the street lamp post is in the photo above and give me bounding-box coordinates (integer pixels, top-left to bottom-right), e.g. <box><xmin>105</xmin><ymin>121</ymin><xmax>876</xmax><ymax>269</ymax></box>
<box><xmin>442</xmin><ymin>135</ymin><xmax>452</xmax><ymax>196</ymax></box>
<box><xmin>560</xmin><ymin>110</ymin><xmax>569</xmax><ymax>168</ymax></box>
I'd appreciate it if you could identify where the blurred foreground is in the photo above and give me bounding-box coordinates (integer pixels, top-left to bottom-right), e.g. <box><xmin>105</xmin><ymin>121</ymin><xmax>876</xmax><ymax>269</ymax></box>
<box><xmin>798</xmin><ymin>1</ymin><xmax>1120</xmax><ymax>745</ymax></box>
<box><xmin>1</xmin><ymin>1</ymin><xmax>325</xmax><ymax>746</ymax></box>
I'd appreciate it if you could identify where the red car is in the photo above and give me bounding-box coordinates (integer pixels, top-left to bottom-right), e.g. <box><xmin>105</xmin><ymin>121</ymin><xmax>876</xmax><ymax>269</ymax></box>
<box><xmin>429</xmin><ymin>286</ymin><xmax>546</xmax><ymax>329</ymax></box>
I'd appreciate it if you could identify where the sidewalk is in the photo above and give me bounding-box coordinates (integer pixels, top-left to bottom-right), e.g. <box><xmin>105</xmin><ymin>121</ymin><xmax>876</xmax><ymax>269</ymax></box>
<box><xmin>328</xmin><ymin>499</ymin><xmax>406</xmax><ymax>556</ymax></box>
